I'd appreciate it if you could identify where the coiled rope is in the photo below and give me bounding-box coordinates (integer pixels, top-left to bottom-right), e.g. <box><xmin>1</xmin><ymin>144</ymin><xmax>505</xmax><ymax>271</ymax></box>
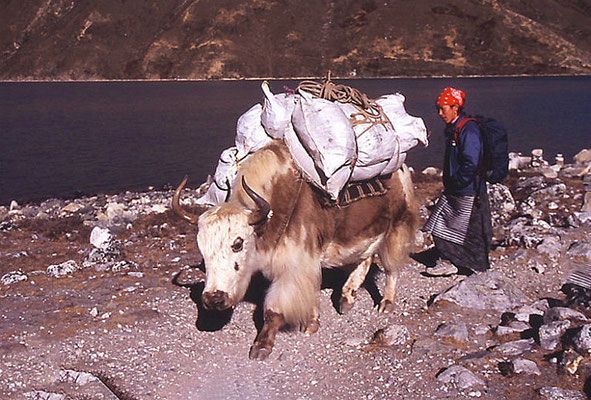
<box><xmin>296</xmin><ymin>73</ymin><xmax>393</xmax><ymax>136</ymax></box>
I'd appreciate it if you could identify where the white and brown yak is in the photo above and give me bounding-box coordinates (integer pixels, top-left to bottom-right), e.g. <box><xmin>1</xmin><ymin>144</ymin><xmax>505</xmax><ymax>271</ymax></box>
<box><xmin>173</xmin><ymin>141</ymin><xmax>418</xmax><ymax>361</ymax></box>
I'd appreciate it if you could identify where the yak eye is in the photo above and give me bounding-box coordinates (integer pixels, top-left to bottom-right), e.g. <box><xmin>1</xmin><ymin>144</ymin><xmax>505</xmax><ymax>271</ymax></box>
<box><xmin>232</xmin><ymin>237</ymin><xmax>244</xmax><ymax>253</ymax></box>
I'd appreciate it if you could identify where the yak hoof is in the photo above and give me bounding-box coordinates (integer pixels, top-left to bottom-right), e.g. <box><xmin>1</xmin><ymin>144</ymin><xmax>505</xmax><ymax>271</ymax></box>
<box><xmin>339</xmin><ymin>297</ymin><xmax>355</xmax><ymax>314</ymax></box>
<box><xmin>378</xmin><ymin>300</ymin><xmax>394</xmax><ymax>313</ymax></box>
<box><xmin>249</xmin><ymin>344</ymin><xmax>272</xmax><ymax>361</ymax></box>
<box><xmin>303</xmin><ymin>318</ymin><xmax>320</xmax><ymax>335</ymax></box>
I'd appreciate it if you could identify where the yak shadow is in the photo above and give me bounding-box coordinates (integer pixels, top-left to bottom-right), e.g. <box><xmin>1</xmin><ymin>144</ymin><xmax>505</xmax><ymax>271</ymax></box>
<box><xmin>321</xmin><ymin>263</ymin><xmax>383</xmax><ymax>313</ymax></box>
<box><xmin>173</xmin><ymin>259</ymin><xmax>388</xmax><ymax>336</ymax></box>
<box><xmin>172</xmin><ymin>265</ymin><xmax>269</xmax><ymax>333</ymax></box>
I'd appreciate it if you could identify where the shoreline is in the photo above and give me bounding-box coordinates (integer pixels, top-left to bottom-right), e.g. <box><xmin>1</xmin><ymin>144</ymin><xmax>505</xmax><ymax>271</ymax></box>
<box><xmin>2</xmin><ymin>73</ymin><xmax>591</xmax><ymax>84</ymax></box>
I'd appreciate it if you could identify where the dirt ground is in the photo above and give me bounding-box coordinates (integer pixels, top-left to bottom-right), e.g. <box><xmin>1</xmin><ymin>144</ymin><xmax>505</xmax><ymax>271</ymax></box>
<box><xmin>1</xmin><ymin>172</ymin><xmax>589</xmax><ymax>400</ymax></box>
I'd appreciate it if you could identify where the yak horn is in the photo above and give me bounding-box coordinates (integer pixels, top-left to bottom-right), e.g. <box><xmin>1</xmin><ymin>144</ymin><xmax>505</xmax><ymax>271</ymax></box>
<box><xmin>241</xmin><ymin>176</ymin><xmax>271</xmax><ymax>226</ymax></box>
<box><xmin>172</xmin><ymin>175</ymin><xmax>200</xmax><ymax>224</ymax></box>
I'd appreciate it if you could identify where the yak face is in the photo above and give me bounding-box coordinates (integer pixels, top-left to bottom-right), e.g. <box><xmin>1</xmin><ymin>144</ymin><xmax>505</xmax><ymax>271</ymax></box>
<box><xmin>198</xmin><ymin>177</ymin><xmax>272</xmax><ymax>310</ymax></box>
<box><xmin>197</xmin><ymin>206</ymin><xmax>259</xmax><ymax>310</ymax></box>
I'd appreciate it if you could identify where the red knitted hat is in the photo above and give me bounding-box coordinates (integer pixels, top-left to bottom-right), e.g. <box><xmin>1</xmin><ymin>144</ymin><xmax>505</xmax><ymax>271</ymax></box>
<box><xmin>437</xmin><ymin>87</ymin><xmax>466</xmax><ymax>107</ymax></box>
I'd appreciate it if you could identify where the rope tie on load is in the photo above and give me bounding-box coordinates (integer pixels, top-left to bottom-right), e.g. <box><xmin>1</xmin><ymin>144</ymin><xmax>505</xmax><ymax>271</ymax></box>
<box><xmin>296</xmin><ymin>73</ymin><xmax>393</xmax><ymax>138</ymax></box>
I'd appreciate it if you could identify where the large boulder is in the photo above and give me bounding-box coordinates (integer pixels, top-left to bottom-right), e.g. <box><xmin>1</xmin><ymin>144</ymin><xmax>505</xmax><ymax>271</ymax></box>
<box><xmin>432</xmin><ymin>270</ymin><xmax>530</xmax><ymax>312</ymax></box>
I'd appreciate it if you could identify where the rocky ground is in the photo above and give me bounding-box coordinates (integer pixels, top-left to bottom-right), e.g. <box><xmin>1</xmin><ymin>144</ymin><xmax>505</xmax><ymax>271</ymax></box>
<box><xmin>1</xmin><ymin>149</ymin><xmax>591</xmax><ymax>400</ymax></box>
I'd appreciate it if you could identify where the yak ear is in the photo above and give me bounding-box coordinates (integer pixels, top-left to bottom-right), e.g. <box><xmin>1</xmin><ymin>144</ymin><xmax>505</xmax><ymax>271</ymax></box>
<box><xmin>242</xmin><ymin>176</ymin><xmax>272</xmax><ymax>233</ymax></box>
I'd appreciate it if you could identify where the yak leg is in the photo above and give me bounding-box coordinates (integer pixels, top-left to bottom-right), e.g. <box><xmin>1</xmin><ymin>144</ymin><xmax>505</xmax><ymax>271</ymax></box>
<box><xmin>249</xmin><ymin>310</ymin><xmax>285</xmax><ymax>361</ymax></box>
<box><xmin>302</xmin><ymin>306</ymin><xmax>320</xmax><ymax>335</ymax></box>
<box><xmin>339</xmin><ymin>257</ymin><xmax>373</xmax><ymax>314</ymax></box>
<box><xmin>378</xmin><ymin>223</ymin><xmax>413</xmax><ymax>313</ymax></box>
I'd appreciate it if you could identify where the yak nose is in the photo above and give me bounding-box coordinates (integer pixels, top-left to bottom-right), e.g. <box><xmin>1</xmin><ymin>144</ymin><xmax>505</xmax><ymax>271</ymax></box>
<box><xmin>202</xmin><ymin>290</ymin><xmax>230</xmax><ymax>310</ymax></box>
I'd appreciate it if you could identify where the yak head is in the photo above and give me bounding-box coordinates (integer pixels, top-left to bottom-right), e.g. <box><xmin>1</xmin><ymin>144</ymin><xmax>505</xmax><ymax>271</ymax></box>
<box><xmin>173</xmin><ymin>175</ymin><xmax>272</xmax><ymax>311</ymax></box>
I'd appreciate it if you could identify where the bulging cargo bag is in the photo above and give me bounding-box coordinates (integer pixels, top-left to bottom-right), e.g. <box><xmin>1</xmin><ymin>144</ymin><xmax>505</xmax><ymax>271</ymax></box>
<box><xmin>375</xmin><ymin>93</ymin><xmax>429</xmax><ymax>153</ymax></box>
<box><xmin>338</xmin><ymin>102</ymin><xmax>401</xmax><ymax>181</ymax></box>
<box><xmin>290</xmin><ymin>90</ymin><xmax>357</xmax><ymax>200</ymax></box>
<box><xmin>196</xmin><ymin>147</ymin><xmax>243</xmax><ymax>206</ymax></box>
<box><xmin>260</xmin><ymin>81</ymin><xmax>300</xmax><ymax>139</ymax></box>
<box><xmin>235</xmin><ymin>103</ymin><xmax>274</xmax><ymax>160</ymax></box>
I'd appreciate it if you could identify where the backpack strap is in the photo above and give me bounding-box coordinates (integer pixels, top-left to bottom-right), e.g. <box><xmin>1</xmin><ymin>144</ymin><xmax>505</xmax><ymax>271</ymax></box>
<box><xmin>453</xmin><ymin>117</ymin><xmax>476</xmax><ymax>142</ymax></box>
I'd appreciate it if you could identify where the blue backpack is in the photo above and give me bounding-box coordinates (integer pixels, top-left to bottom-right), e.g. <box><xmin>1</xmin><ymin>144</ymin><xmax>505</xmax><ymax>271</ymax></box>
<box><xmin>455</xmin><ymin>116</ymin><xmax>509</xmax><ymax>184</ymax></box>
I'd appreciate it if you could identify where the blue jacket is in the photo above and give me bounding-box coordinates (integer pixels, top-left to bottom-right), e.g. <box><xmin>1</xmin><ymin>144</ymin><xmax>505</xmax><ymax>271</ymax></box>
<box><xmin>443</xmin><ymin>114</ymin><xmax>484</xmax><ymax>196</ymax></box>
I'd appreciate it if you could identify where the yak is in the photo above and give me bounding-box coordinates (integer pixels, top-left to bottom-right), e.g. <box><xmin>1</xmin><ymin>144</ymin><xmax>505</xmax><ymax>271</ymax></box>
<box><xmin>173</xmin><ymin>141</ymin><xmax>418</xmax><ymax>360</ymax></box>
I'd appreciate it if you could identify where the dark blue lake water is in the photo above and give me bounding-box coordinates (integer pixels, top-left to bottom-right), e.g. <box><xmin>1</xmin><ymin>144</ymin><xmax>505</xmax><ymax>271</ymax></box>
<box><xmin>1</xmin><ymin>77</ymin><xmax>590</xmax><ymax>206</ymax></box>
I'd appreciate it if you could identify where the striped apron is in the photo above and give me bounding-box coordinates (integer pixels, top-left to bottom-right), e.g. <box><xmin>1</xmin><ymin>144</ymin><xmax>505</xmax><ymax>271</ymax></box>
<box><xmin>422</xmin><ymin>193</ymin><xmax>475</xmax><ymax>246</ymax></box>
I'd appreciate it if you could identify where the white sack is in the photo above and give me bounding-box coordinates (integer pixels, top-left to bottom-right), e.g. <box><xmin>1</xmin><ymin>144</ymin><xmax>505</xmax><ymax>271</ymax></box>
<box><xmin>235</xmin><ymin>103</ymin><xmax>273</xmax><ymax>160</ymax></box>
<box><xmin>260</xmin><ymin>81</ymin><xmax>300</xmax><ymax>139</ymax></box>
<box><xmin>284</xmin><ymin>124</ymin><xmax>352</xmax><ymax>200</ymax></box>
<box><xmin>376</xmin><ymin>93</ymin><xmax>429</xmax><ymax>152</ymax></box>
<box><xmin>291</xmin><ymin>90</ymin><xmax>357</xmax><ymax>178</ymax></box>
<box><xmin>338</xmin><ymin>103</ymin><xmax>400</xmax><ymax>181</ymax></box>
<box><xmin>381</xmin><ymin>151</ymin><xmax>407</xmax><ymax>176</ymax></box>
<box><xmin>196</xmin><ymin>147</ymin><xmax>242</xmax><ymax>206</ymax></box>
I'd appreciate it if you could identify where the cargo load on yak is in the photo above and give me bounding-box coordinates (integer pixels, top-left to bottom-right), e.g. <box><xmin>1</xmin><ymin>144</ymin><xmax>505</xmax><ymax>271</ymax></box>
<box><xmin>197</xmin><ymin>77</ymin><xmax>428</xmax><ymax>205</ymax></box>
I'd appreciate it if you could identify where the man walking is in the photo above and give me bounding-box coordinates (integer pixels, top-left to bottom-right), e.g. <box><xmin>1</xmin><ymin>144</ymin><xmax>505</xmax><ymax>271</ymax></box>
<box><xmin>423</xmin><ymin>87</ymin><xmax>493</xmax><ymax>276</ymax></box>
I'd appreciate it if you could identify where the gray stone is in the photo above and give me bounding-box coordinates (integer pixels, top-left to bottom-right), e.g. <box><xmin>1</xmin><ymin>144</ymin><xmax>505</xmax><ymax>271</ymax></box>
<box><xmin>503</xmin><ymin>218</ymin><xmax>554</xmax><ymax>248</ymax></box>
<box><xmin>572</xmin><ymin>325</ymin><xmax>591</xmax><ymax>356</ymax></box>
<box><xmin>1</xmin><ymin>270</ymin><xmax>28</xmax><ymax>285</ymax></box>
<box><xmin>47</xmin><ymin>260</ymin><xmax>80</xmax><ymax>278</ymax></box>
<box><xmin>539</xmin><ymin>320</ymin><xmax>571</xmax><ymax>350</ymax></box>
<box><xmin>544</xmin><ymin>307</ymin><xmax>588</xmax><ymax>324</ymax></box>
<box><xmin>487</xmin><ymin>183</ymin><xmax>516</xmax><ymax>226</ymax></box>
<box><xmin>530</xmin><ymin>260</ymin><xmax>546</xmax><ymax>274</ymax></box>
<box><xmin>568</xmin><ymin>211</ymin><xmax>591</xmax><ymax>227</ymax></box>
<box><xmin>383</xmin><ymin>324</ymin><xmax>411</xmax><ymax>346</ymax></box>
<box><xmin>436</xmin><ymin>365</ymin><xmax>485</xmax><ymax>390</ymax></box>
<box><xmin>531</xmin><ymin>148</ymin><xmax>546</xmax><ymax>168</ymax></box>
<box><xmin>343</xmin><ymin>337</ymin><xmax>364</xmax><ymax>347</ymax></box>
<box><xmin>528</xmin><ymin>184</ymin><xmax>567</xmax><ymax>203</ymax></box>
<box><xmin>536</xmin><ymin>236</ymin><xmax>563</xmax><ymax>260</ymax></box>
<box><xmin>59</xmin><ymin>369</ymin><xmax>98</xmax><ymax>385</ymax></box>
<box><xmin>514</xmin><ymin>301</ymin><xmax>549</xmax><ymax>322</ymax></box>
<box><xmin>583</xmin><ymin>192</ymin><xmax>591</xmax><ymax>212</ymax></box>
<box><xmin>540</xmin><ymin>167</ymin><xmax>558</xmax><ymax>179</ymax></box>
<box><xmin>560</xmin><ymin>165</ymin><xmax>588</xmax><ymax>178</ymax></box>
<box><xmin>61</xmin><ymin>202</ymin><xmax>84</xmax><ymax>214</ymax></box>
<box><xmin>421</xmin><ymin>166</ymin><xmax>440</xmax><ymax>176</ymax></box>
<box><xmin>112</xmin><ymin>260</ymin><xmax>140</xmax><ymax>272</ymax></box>
<box><xmin>495</xmin><ymin>325</ymin><xmax>525</xmax><ymax>336</ymax></box>
<box><xmin>412</xmin><ymin>338</ymin><xmax>453</xmax><ymax>356</ymax></box>
<box><xmin>538</xmin><ymin>386</ymin><xmax>585</xmax><ymax>400</ymax></box>
<box><xmin>514</xmin><ymin>176</ymin><xmax>547</xmax><ymax>200</ymax></box>
<box><xmin>574</xmin><ymin>149</ymin><xmax>591</xmax><ymax>164</ymax></box>
<box><xmin>509</xmin><ymin>152</ymin><xmax>530</xmax><ymax>170</ymax></box>
<box><xmin>546</xmin><ymin>213</ymin><xmax>570</xmax><ymax>228</ymax></box>
<box><xmin>567</xmin><ymin>241</ymin><xmax>591</xmax><ymax>261</ymax></box>
<box><xmin>434</xmin><ymin>321</ymin><xmax>469</xmax><ymax>342</ymax></box>
<box><xmin>507</xmin><ymin>321</ymin><xmax>531</xmax><ymax>331</ymax></box>
<box><xmin>433</xmin><ymin>270</ymin><xmax>529</xmax><ymax>312</ymax></box>
<box><xmin>25</xmin><ymin>392</ymin><xmax>67</xmax><ymax>400</ymax></box>
<box><xmin>512</xmin><ymin>358</ymin><xmax>541</xmax><ymax>375</ymax></box>
<box><xmin>492</xmin><ymin>338</ymin><xmax>535</xmax><ymax>356</ymax></box>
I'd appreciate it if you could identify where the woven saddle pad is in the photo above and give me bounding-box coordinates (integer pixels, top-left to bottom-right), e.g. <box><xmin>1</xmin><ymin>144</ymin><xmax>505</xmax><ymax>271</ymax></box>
<box><xmin>336</xmin><ymin>175</ymin><xmax>390</xmax><ymax>207</ymax></box>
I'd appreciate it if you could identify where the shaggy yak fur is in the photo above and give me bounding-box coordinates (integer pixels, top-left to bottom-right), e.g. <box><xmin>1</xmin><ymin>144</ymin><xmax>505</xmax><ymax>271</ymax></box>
<box><xmin>173</xmin><ymin>141</ymin><xmax>418</xmax><ymax>360</ymax></box>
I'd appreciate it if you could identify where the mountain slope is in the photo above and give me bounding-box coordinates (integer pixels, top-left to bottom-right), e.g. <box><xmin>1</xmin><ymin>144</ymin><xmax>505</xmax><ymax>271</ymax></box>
<box><xmin>1</xmin><ymin>0</ymin><xmax>590</xmax><ymax>80</ymax></box>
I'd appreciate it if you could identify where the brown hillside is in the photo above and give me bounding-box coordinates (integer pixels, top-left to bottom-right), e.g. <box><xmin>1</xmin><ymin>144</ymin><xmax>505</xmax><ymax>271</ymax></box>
<box><xmin>1</xmin><ymin>0</ymin><xmax>591</xmax><ymax>80</ymax></box>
